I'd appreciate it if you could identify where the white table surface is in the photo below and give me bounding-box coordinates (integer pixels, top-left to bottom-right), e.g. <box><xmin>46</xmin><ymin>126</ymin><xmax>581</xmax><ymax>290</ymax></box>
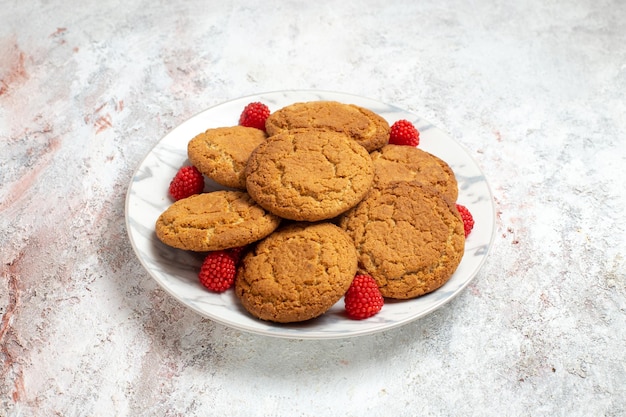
<box><xmin>1</xmin><ymin>1</ymin><xmax>625</xmax><ymax>416</ymax></box>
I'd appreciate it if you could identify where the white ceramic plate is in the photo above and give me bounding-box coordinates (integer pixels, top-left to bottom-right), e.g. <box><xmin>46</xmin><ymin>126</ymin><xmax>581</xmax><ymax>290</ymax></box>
<box><xmin>125</xmin><ymin>90</ymin><xmax>496</xmax><ymax>339</ymax></box>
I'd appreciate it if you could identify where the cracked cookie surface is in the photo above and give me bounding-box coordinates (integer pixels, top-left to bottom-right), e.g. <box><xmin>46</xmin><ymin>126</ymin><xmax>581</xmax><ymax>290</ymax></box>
<box><xmin>155</xmin><ymin>191</ymin><xmax>281</xmax><ymax>251</ymax></box>
<box><xmin>339</xmin><ymin>181</ymin><xmax>465</xmax><ymax>299</ymax></box>
<box><xmin>187</xmin><ymin>126</ymin><xmax>267</xmax><ymax>189</ymax></box>
<box><xmin>264</xmin><ymin>101</ymin><xmax>389</xmax><ymax>152</ymax></box>
<box><xmin>370</xmin><ymin>144</ymin><xmax>459</xmax><ymax>203</ymax></box>
<box><xmin>245</xmin><ymin>130</ymin><xmax>374</xmax><ymax>221</ymax></box>
<box><xmin>235</xmin><ymin>222</ymin><xmax>357</xmax><ymax>323</ymax></box>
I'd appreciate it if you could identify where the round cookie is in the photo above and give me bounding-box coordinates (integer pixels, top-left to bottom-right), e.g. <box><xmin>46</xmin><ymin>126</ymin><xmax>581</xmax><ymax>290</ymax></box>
<box><xmin>245</xmin><ymin>130</ymin><xmax>374</xmax><ymax>221</ymax></box>
<box><xmin>370</xmin><ymin>144</ymin><xmax>459</xmax><ymax>202</ymax></box>
<box><xmin>187</xmin><ymin>126</ymin><xmax>267</xmax><ymax>189</ymax></box>
<box><xmin>264</xmin><ymin>101</ymin><xmax>389</xmax><ymax>152</ymax></box>
<box><xmin>235</xmin><ymin>222</ymin><xmax>357</xmax><ymax>323</ymax></box>
<box><xmin>155</xmin><ymin>191</ymin><xmax>281</xmax><ymax>251</ymax></box>
<box><xmin>339</xmin><ymin>181</ymin><xmax>465</xmax><ymax>299</ymax></box>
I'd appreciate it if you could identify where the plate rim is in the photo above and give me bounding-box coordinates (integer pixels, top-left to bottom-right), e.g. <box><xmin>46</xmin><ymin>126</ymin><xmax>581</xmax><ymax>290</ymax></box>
<box><xmin>124</xmin><ymin>89</ymin><xmax>497</xmax><ymax>340</ymax></box>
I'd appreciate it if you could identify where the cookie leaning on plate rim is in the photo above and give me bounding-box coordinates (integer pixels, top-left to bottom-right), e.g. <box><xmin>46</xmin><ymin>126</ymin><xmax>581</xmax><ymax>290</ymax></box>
<box><xmin>125</xmin><ymin>90</ymin><xmax>495</xmax><ymax>338</ymax></box>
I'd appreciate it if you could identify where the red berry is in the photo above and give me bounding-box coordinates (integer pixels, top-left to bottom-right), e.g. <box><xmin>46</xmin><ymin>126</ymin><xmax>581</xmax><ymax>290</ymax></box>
<box><xmin>168</xmin><ymin>166</ymin><xmax>204</xmax><ymax>201</ymax></box>
<box><xmin>226</xmin><ymin>245</ymin><xmax>247</xmax><ymax>265</ymax></box>
<box><xmin>344</xmin><ymin>274</ymin><xmax>384</xmax><ymax>320</ymax></box>
<box><xmin>389</xmin><ymin>119</ymin><xmax>419</xmax><ymax>146</ymax></box>
<box><xmin>456</xmin><ymin>203</ymin><xmax>474</xmax><ymax>237</ymax></box>
<box><xmin>238</xmin><ymin>102</ymin><xmax>270</xmax><ymax>131</ymax></box>
<box><xmin>198</xmin><ymin>250</ymin><xmax>237</xmax><ymax>293</ymax></box>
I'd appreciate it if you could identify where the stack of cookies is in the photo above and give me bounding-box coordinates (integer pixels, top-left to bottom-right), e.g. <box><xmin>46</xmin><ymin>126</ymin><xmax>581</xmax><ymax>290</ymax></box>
<box><xmin>155</xmin><ymin>101</ymin><xmax>465</xmax><ymax>323</ymax></box>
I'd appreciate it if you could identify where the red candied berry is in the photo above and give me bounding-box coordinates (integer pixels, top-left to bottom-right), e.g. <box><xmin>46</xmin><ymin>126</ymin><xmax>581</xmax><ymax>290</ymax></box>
<box><xmin>198</xmin><ymin>250</ymin><xmax>237</xmax><ymax>293</ymax></box>
<box><xmin>389</xmin><ymin>119</ymin><xmax>420</xmax><ymax>146</ymax></box>
<box><xmin>238</xmin><ymin>102</ymin><xmax>270</xmax><ymax>131</ymax></box>
<box><xmin>226</xmin><ymin>245</ymin><xmax>248</xmax><ymax>265</ymax></box>
<box><xmin>168</xmin><ymin>165</ymin><xmax>204</xmax><ymax>201</ymax></box>
<box><xmin>456</xmin><ymin>203</ymin><xmax>475</xmax><ymax>237</ymax></box>
<box><xmin>344</xmin><ymin>274</ymin><xmax>384</xmax><ymax>320</ymax></box>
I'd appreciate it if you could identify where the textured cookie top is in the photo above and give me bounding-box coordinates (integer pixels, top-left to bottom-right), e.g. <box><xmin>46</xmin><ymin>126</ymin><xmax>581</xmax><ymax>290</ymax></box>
<box><xmin>235</xmin><ymin>222</ymin><xmax>357</xmax><ymax>323</ymax></box>
<box><xmin>187</xmin><ymin>126</ymin><xmax>267</xmax><ymax>189</ymax></box>
<box><xmin>245</xmin><ymin>130</ymin><xmax>374</xmax><ymax>221</ymax></box>
<box><xmin>339</xmin><ymin>182</ymin><xmax>465</xmax><ymax>299</ymax></box>
<box><xmin>370</xmin><ymin>144</ymin><xmax>459</xmax><ymax>202</ymax></box>
<box><xmin>265</xmin><ymin>101</ymin><xmax>389</xmax><ymax>152</ymax></box>
<box><xmin>155</xmin><ymin>191</ymin><xmax>281</xmax><ymax>252</ymax></box>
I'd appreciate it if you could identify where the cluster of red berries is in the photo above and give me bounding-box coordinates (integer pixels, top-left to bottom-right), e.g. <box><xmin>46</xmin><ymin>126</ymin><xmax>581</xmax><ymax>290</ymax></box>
<box><xmin>165</xmin><ymin>102</ymin><xmax>476</xmax><ymax>321</ymax></box>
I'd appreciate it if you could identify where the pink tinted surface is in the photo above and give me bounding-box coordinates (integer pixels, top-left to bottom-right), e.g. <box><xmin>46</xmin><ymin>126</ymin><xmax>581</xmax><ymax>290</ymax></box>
<box><xmin>1</xmin><ymin>1</ymin><xmax>625</xmax><ymax>416</ymax></box>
